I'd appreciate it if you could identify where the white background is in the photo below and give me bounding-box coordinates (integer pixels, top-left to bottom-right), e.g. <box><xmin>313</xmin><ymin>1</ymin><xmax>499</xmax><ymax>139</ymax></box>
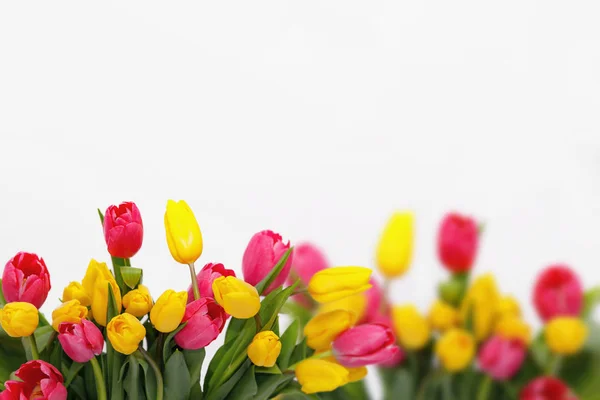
<box><xmin>1</xmin><ymin>1</ymin><xmax>600</xmax><ymax>397</ymax></box>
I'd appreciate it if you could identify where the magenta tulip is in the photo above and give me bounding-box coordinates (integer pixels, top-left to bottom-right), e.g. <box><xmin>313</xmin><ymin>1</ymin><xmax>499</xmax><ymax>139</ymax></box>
<box><xmin>533</xmin><ymin>265</ymin><xmax>583</xmax><ymax>322</ymax></box>
<box><xmin>187</xmin><ymin>263</ymin><xmax>236</xmax><ymax>303</ymax></box>
<box><xmin>437</xmin><ymin>212</ymin><xmax>479</xmax><ymax>273</ymax></box>
<box><xmin>478</xmin><ymin>335</ymin><xmax>526</xmax><ymax>380</ymax></box>
<box><xmin>175</xmin><ymin>298</ymin><xmax>227</xmax><ymax>350</ymax></box>
<box><xmin>332</xmin><ymin>323</ymin><xmax>400</xmax><ymax>368</ymax></box>
<box><xmin>2</xmin><ymin>252</ymin><xmax>51</xmax><ymax>309</ymax></box>
<box><xmin>103</xmin><ymin>201</ymin><xmax>143</xmax><ymax>259</ymax></box>
<box><xmin>0</xmin><ymin>360</ymin><xmax>67</xmax><ymax>400</ymax></box>
<box><xmin>242</xmin><ymin>230</ymin><xmax>293</xmax><ymax>294</ymax></box>
<box><xmin>57</xmin><ymin>320</ymin><xmax>104</xmax><ymax>363</ymax></box>
<box><xmin>287</xmin><ymin>242</ymin><xmax>329</xmax><ymax>285</ymax></box>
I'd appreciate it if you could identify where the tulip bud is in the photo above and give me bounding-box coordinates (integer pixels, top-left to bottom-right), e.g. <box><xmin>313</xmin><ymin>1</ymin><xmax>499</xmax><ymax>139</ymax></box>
<box><xmin>103</xmin><ymin>201</ymin><xmax>144</xmax><ymax>259</ymax></box>
<box><xmin>304</xmin><ymin>309</ymin><xmax>356</xmax><ymax>351</ymax></box>
<box><xmin>428</xmin><ymin>300</ymin><xmax>459</xmax><ymax>332</ymax></box>
<box><xmin>496</xmin><ymin>295</ymin><xmax>521</xmax><ymax>320</ymax></box>
<box><xmin>295</xmin><ymin>359</ymin><xmax>349</xmax><ymax>394</ymax></box>
<box><xmin>375</xmin><ymin>212</ymin><xmax>414</xmax><ymax>278</ymax></box>
<box><xmin>435</xmin><ymin>328</ymin><xmax>475</xmax><ymax>372</ymax></box>
<box><xmin>107</xmin><ymin>313</ymin><xmax>146</xmax><ymax>355</ymax></box>
<box><xmin>0</xmin><ymin>302</ymin><xmax>39</xmax><ymax>337</ymax></box>
<box><xmin>58</xmin><ymin>319</ymin><xmax>104</xmax><ymax>363</ymax></box>
<box><xmin>308</xmin><ymin>267</ymin><xmax>372</xmax><ymax>304</ymax></box>
<box><xmin>533</xmin><ymin>265</ymin><xmax>583</xmax><ymax>322</ymax></box>
<box><xmin>460</xmin><ymin>273</ymin><xmax>500</xmax><ymax>341</ymax></box>
<box><xmin>175</xmin><ymin>298</ymin><xmax>226</xmax><ymax>350</ymax></box>
<box><xmin>242</xmin><ymin>230</ymin><xmax>293</xmax><ymax>294</ymax></box>
<box><xmin>495</xmin><ymin>316</ymin><xmax>532</xmax><ymax>344</ymax></box>
<box><xmin>545</xmin><ymin>317</ymin><xmax>588</xmax><ymax>355</ymax></box>
<box><xmin>51</xmin><ymin>300</ymin><xmax>88</xmax><ymax>331</ymax></box>
<box><xmin>247</xmin><ymin>331</ymin><xmax>282</xmax><ymax>367</ymax></box>
<box><xmin>212</xmin><ymin>276</ymin><xmax>260</xmax><ymax>319</ymax></box>
<box><xmin>437</xmin><ymin>212</ymin><xmax>479</xmax><ymax>273</ymax></box>
<box><xmin>122</xmin><ymin>284</ymin><xmax>153</xmax><ymax>317</ymax></box>
<box><xmin>150</xmin><ymin>289</ymin><xmax>187</xmax><ymax>333</ymax></box>
<box><xmin>520</xmin><ymin>377</ymin><xmax>577</xmax><ymax>400</ymax></box>
<box><xmin>287</xmin><ymin>242</ymin><xmax>329</xmax><ymax>286</ymax></box>
<box><xmin>82</xmin><ymin>259</ymin><xmax>122</xmax><ymax>327</ymax></box>
<box><xmin>332</xmin><ymin>323</ymin><xmax>400</xmax><ymax>367</ymax></box>
<box><xmin>164</xmin><ymin>200</ymin><xmax>203</xmax><ymax>264</ymax></box>
<box><xmin>367</xmin><ymin>314</ymin><xmax>405</xmax><ymax>367</ymax></box>
<box><xmin>2</xmin><ymin>252</ymin><xmax>51</xmax><ymax>309</ymax></box>
<box><xmin>478</xmin><ymin>335</ymin><xmax>526</xmax><ymax>380</ymax></box>
<box><xmin>62</xmin><ymin>282</ymin><xmax>91</xmax><ymax>307</ymax></box>
<box><xmin>392</xmin><ymin>305</ymin><xmax>430</xmax><ymax>350</ymax></box>
<box><xmin>0</xmin><ymin>360</ymin><xmax>67</xmax><ymax>400</ymax></box>
<box><xmin>188</xmin><ymin>263</ymin><xmax>236</xmax><ymax>302</ymax></box>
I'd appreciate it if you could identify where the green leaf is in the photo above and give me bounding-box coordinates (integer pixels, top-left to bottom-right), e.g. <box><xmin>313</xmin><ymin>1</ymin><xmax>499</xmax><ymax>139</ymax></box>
<box><xmin>205</xmin><ymin>360</ymin><xmax>252</xmax><ymax>400</ymax></box>
<box><xmin>183</xmin><ymin>348</ymin><xmax>205</xmax><ymax>399</ymax></box>
<box><xmin>274</xmin><ymin>381</ymin><xmax>320</xmax><ymax>399</ymax></box>
<box><xmin>278</xmin><ymin>320</ymin><xmax>299</xmax><ymax>370</ymax></box>
<box><xmin>288</xmin><ymin>337</ymin><xmax>311</xmax><ymax>367</ymax></box>
<box><xmin>0</xmin><ymin>279</ymin><xmax>6</xmax><ymax>306</ymax></box>
<box><xmin>84</xmin><ymin>361</ymin><xmax>99</xmax><ymax>400</ymax></box>
<box><xmin>583</xmin><ymin>286</ymin><xmax>600</xmax><ymax>321</ymax></box>
<box><xmin>227</xmin><ymin>365</ymin><xmax>258</xmax><ymax>400</ymax></box>
<box><xmin>341</xmin><ymin>380</ymin><xmax>369</xmax><ymax>400</ymax></box>
<box><xmin>256</xmin><ymin>364</ymin><xmax>282</xmax><ymax>374</ymax></box>
<box><xmin>124</xmin><ymin>355</ymin><xmax>141</xmax><ymax>400</ymax></box>
<box><xmin>164</xmin><ymin>350</ymin><xmax>191</xmax><ymax>400</ymax></box>
<box><xmin>64</xmin><ymin>362</ymin><xmax>85</xmax><ymax>388</ymax></box>
<box><xmin>254</xmin><ymin>374</ymin><xmax>294</xmax><ymax>400</ymax></box>
<box><xmin>162</xmin><ymin>322</ymin><xmax>187</xmax><ymax>364</ymax></box>
<box><xmin>137</xmin><ymin>353</ymin><xmax>158</xmax><ymax>400</ymax></box>
<box><xmin>560</xmin><ymin>321</ymin><xmax>600</xmax><ymax>399</ymax></box>
<box><xmin>381</xmin><ymin>367</ymin><xmax>413</xmax><ymax>400</ymax></box>
<box><xmin>281</xmin><ymin>301</ymin><xmax>313</xmax><ymax>331</ymax></box>
<box><xmin>106</xmin><ymin>282</ymin><xmax>124</xmax><ymax>400</ymax></box>
<box><xmin>255</xmin><ymin>248</ymin><xmax>293</xmax><ymax>295</ymax></box>
<box><xmin>121</xmin><ymin>267</ymin><xmax>143</xmax><ymax>289</ymax></box>
<box><xmin>34</xmin><ymin>325</ymin><xmax>55</xmax><ymax>354</ymax></box>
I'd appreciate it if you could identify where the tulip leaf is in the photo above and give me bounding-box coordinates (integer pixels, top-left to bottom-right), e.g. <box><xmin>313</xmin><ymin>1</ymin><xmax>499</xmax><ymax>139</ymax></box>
<box><xmin>136</xmin><ymin>353</ymin><xmax>158</xmax><ymax>400</ymax></box>
<box><xmin>69</xmin><ymin>376</ymin><xmax>88</xmax><ymax>400</ymax></box>
<box><xmin>254</xmin><ymin>374</ymin><xmax>295</xmax><ymax>400</ymax></box>
<box><xmin>273</xmin><ymin>381</ymin><xmax>320</xmax><ymax>399</ymax></box>
<box><xmin>164</xmin><ymin>350</ymin><xmax>192</xmax><ymax>400</ymax></box>
<box><xmin>205</xmin><ymin>359</ymin><xmax>252</xmax><ymax>400</ymax></box>
<box><xmin>227</xmin><ymin>365</ymin><xmax>257</xmax><ymax>400</ymax></box>
<box><xmin>281</xmin><ymin>301</ymin><xmax>313</xmax><ymax>332</ymax></box>
<box><xmin>124</xmin><ymin>355</ymin><xmax>140</xmax><ymax>400</ymax></box>
<box><xmin>278</xmin><ymin>320</ymin><xmax>299</xmax><ymax>370</ymax></box>
<box><xmin>255</xmin><ymin>364</ymin><xmax>282</xmax><ymax>375</ymax></box>
<box><xmin>583</xmin><ymin>286</ymin><xmax>600</xmax><ymax>321</ymax></box>
<box><xmin>121</xmin><ymin>267</ymin><xmax>143</xmax><ymax>289</ymax></box>
<box><xmin>559</xmin><ymin>321</ymin><xmax>600</xmax><ymax>399</ymax></box>
<box><xmin>162</xmin><ymin>322</ymin><xmax>187</xmax><ymax>364</ymax></box>
<box><xmin>183</xmin><ymin>348</ymin><xmax>205</xmax><ymax>399</ymax></box>
<box><xmin>288</xmin><ymin>337</ymin><xmax>312</xmax><ymax>367</ymax></box>
<box><xmin>255</xmin><ymin>248</ymin><xmax>293</xmax><ymax>296</ymax></box>
<box><xmin>106</xmin><ymin>282</ymin><xmax>125</xmax><ymax>400</ymax></box>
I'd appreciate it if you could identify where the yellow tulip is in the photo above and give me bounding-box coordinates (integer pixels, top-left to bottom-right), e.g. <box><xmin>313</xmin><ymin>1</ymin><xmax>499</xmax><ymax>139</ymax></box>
<box><xmin>308</xmin><ymin>267</ymin><xmax>372</xmax><ymax>304</ymax></box>
<box><xmin>375</xmin><ymin>212</ymin><xmax>414</xmax><ymax>278</ymax></box>
<box><xmin>247</xmin><ymin>331</ymin><xmax>282</xmax><ymax>367</ymax></box>
<box><xmin>82</xmin><ymin>259</ymin><xmax>122</xmax><ymax>326</ymax></box>
<box><xmin>62</xmin><ymin>282</ymin><xmax>91</xmax><ymax>307</ymax></box>
<box><xmin>212</xmin><ymin>276</ymin><xmax>261</xmax><ymax>319</ymax></box>
<box><xmin>107</xmin><ymin>313</ymin><xmax>146</xmax><ymax>355</ymax></box>
<box><xmin>392</xmin><ymin>305</ymin><xmax>430</xmax><ymax>350</ymax></box>
<box><xmin>318</xmin><ymin>293</ymin><xmax>366</xmax><ymax>324</ymax></box>
<box><xmin>429</xmin><ymin>300</ymin><xmax>459</xmax><ymax>332</ymax></box>
<box><xmin>435</xmin><ymin>328</ymin><xmax>475</xmax><ymax>372</ymax></box>
<box><xmin>51</xmin><ymin>300</ymin><xmax>88</xmax><ymax>331</ymax></box>
<box><xmin>460</xmin><ymin>273</ymin><xmax>499</xmax><ymax>341</ymax></box>
<box><xmin>304</xmin><ymin>309</ymin><xmax>356</xmax><ymax>350</ymax></box>
<box><xmin>123</xmin><ymin>284</ymin><xmax>153</xmax><ymax>318</ymax></box>
<box><xmin>295</xmin><ymin>359</ymin><xmax>349</xmax><ymax>394</ymax></box>
<box><xmin>545</xmin><ymin>317</ymin><xmax>588</xmax><ymax>355</ymax></box>
<box><xmin>496</xmin><ymin>295</ymin><xmax>521</xmax><ymax>320</ymax></box>
<box><xmin>164</xmin><ymin>200</ymin><xmax>203</xmax><ymax>264</ymax></box>
<box><xmin>150</xmin><ymin>290</ymin><xmax>187</xmax><ymax>333</ymax></box>
<box><xmin>0</xmin><ymin>302</ymin><xmax>39</xmax><ymax>337</ymax></box>
<box><xmin>319</xmin><ymin>354</ymin><xmax>367</xmax><ymax>383</ymax></box>
<box><xmin>495</xmin><ymin>316</ymin><xmax>532</xmax><ymax>344</ymax></box>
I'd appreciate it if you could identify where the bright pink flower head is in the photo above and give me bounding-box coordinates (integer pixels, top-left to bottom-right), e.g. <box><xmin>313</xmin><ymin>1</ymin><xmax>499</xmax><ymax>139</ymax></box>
<box><xmin>175</xmin><ymin>298</ymin><xmax>227</xmax><ymax>350</ymax></box>
<box><xmin>57</xmin><ymin>319</ymin><xmax>104</xmax><ymax>363</ymax></box>
<box><xmin>188</xmin><ymin>263</ymin><xmax>236</xmax><ymax>303</ymax></box>
<box><xmin>520</xmin><ymin>377</ymin><xmax>577</xmax><ymax>400</ymax></box>
<box><xmin>478</xmin><ymin>335</ymin><xmax>526</xmax><ymax>380</ymax></box>
<box><xmin>242</xmin><ymin>230</ymin><xmax>293</xmax><ymax>294</ymax></box>
<box><xmin>0</xmin><ymin>360</ymin><xmax>67</xmax><ymax>400</ymax></box>
<box><xmin>103</xmin><ymin>201</ymin><xmax>143</xmax><ymax>259</ymax></box>
<box><xmin>533</xmin><ymin>265</ymin><xmax>583</xmax><ymax>322</ymax></box>
<box><xmin>287</xmin><ymin>243</ymin><xmax>329</xmax><ymax>285</ymax></box>
<box><xmin>437</xmin><ymin>212</ymin><xmax>479</xmax><ymax>273</ymax></box>
<box><xmin>2</xmin><ymin>252</ymin><xmax>51</xmax><ymax>309</ymax></box>
<box><xmin>364</xmin><ymin>314</ymin><xmax>403</xmax><ymax>367</ymax></box>
<box><xmin>362</xmin><ymin>279</ymin><xmax>383</xmax><ymax>323</ymax></box>
<box><xmin>332</xmin><ymin>323</ymin><xmax>401</xmax><ymax>368</ymax></box>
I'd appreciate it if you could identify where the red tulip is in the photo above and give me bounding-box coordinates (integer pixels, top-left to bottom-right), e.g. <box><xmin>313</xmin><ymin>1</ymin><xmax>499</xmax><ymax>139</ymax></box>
<box><xmin>175</xmin><ymin>298</ymin><xmax>227</xmax><ymax>350</ymax></box>
<box><xmin>103</xmin><ymin>201</ymin><xmax>143</xmax><ymax>259</ymax></box>
<box><xmin>242</xmin><ymin>230</ymin><xmax>293</xmax><ymax>294</ymax></box>
<box><xmin>0</xmin><ymin>360</ymin><xmax>67</xmax><ymax>400</ymax></box>
<box><xmin>2</xmin><ymin>252</ymin><xmax>51</xmax><ymax>309</ymax></box>
<box><xmin>533</xmin><ymin>265</ymin><xmax>583</xmax><ymax>322</ymax></box>
<box><xmin>332</xmin><ymin>323</ymin><xmax>401</xmax><ymax>367</ymax></box>
<box><xmin>478</xmin><ymin>335</ymin><xmax>526</xmax><ymax>380</ymax></box>
<box><xmin>187</xmin><ymin>263</ymin><xmax>236</xmax><ymax>303</ymax></box>
<box><xmin>57</xmin><ymin>320</ymin><xmax>104</xmax><ymax>363</ymax></box>
<box><xmin>437</xmin><ymin>212</ymin><xmax>479</xmax><ymax>273</ymax></box>
<box><xmin>520</xmin><ymin>377</ymin><xmax>577</xmax><ymax>400</ymax></box>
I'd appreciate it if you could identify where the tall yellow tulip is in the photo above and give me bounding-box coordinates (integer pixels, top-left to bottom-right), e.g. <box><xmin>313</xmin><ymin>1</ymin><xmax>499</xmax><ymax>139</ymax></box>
<box><xmin>164</xmin><ymin>200</ymin><xmax>203</xmax><ymax>265</ymax></box>
<box><xmin>82</xmin><ymin>259</ymin><xmax>122</xmax><ymax>326</ymax></box>
<box><xmin>376</xmin><ymin>212</ymin><xmax>414</xmax><ymax>278</ymax></box>
<box><xmin>307</xmin><ymin>267</ymin><xmax>372</xmax><ymax>304</ymax></box>
<box><xmin>460</xmin><ymin>273</ymin><xmax>499</xmax><ymax>341</ymax></box>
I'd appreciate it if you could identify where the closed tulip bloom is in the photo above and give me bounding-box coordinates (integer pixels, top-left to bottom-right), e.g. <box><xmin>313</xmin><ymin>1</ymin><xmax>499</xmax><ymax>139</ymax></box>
<box><xmin>295</xmin><ymin>359</ymin><xmax>349</xmax><ymax>394</ymax></box>
<box><xmin>392</xmin><ymin>305</ymin><xmax>430</xmax><ymax>350</ymax></box>
<box><xmin>495</xmin><ymin>316</ymin><xmax>532</xmax><ymax>344</ymax></box>
<box><xmin>367</xmin><ymin>314</ymin><xmax>405</xmax><ymax>367</ymax></box>
<box><xmin>308</xmin><ymin>267</ymin><xmax>372</xmax><ymax>304</ymax></box>
<box><xmin>122</xmin><ymin>284</ymin><xmax>153</xmax><ymax>317</ymax></box>
<box><xmin>2</xmin><ymin>252</ymin><xmax>51</xmax><ymax>309</ymax></box>
<box><xmin>319</xmin><ymin>354</ymin><xmax>368</xmax><ymax>383</ymax></box>
<box><xmin>497</xmin><ymin>295</ymin><xmax>521</xmax><ymax>320</ymax></box>
<box><xmin>58</xmin><ymin>319</ymin><xmax>104</xmax><ymax>363</ymax></box>
<box><xmin>332</xmin><ymin>323</ymin><xmax>400</xmax><ymax>367</ymax></box>
<box><xmin>107</xmin><ymin>313</ymin><xmax>146</xmax><ymax>355</ymax></box>
<box><xmin>175</xmin><ymin>298</ymin><xmax>226</xmax><ymax>350</ymax></box>
<box><xmin>435</xmin><ymin>329</ymin><xmax>476</xmax><ymax>372</ymax></box>
<box><xmin>0</xmin><ymin>360</ymin><xmax>67</xmax><ymax>400</ymax></box>
<box><xmin>242</xmin><ymin>230</ymin><xmax>293</xmax><ymax>294</ymax></box>
<box><xmin>0</xmin><ymin>302</ymin><xmax>39</xmax><ymax>337</ymax></box>
<box><xmin>520</xmin><ymin>377</ymin><xmax>577</xmax><ymax>400</ymax></box>
<box><xmin>247</xmin><ymin>331</ymin><xmax>282</xmax><ymax>367</ymax></box>
<box><xmin>429</xmin><ymin>300</ymin><xmax>460</xmax><ymax>332</ymax></box>
<box><xmin>62</xmin><ymin>282</ymin><xmax>91</xmax><ymax>307</ymax></box>
<box><xmin>437</xmin><ymin>212</ymin><xmax>479</xmax><ymax>273</ymax></box>
<box><xmin>103</xmin><ymin>201</ymin><xmax>144</xmax><ymax>259</ymax></box>
<box><xmin>150</xmin><ymin>290</ymin><xmax>187</xmax><ymax>333</ymax></box>
<box><xmin>304</xmin><ymin>309</ymin><xmax>356</xmax><ymax>351</ymax></box>
<box><xmin>318</xmin><ymin>293</ymin><xmax>366</xmax><ymax>325</ymax></box>
<box><xmin>188</xmin><ymin>263</ymin><xmax>236</xmax><ymax>302</ymax></box>
<box><xmin>460</xmin><ymin>273</ymin><xmax>500</xmax><ymax>341</ymax></box>
<box><xmin>376</xmin><ymin>212</ymin><xmax>414</xmax><ymax>278</ymax></box>
<box><xmin>545</xmin><ymin>317</ymin><xmax>588</xmax><ymax>355</ymax></box>
<box><xmin>533</xmin><ymin>265</ymin><xmax>583</xmax><ymax>322</ymax></box>
<box><xmin>287</xmin><ymin>242</ymin><xmax>329</xmax><ymax>285</ymax></box>
<box><xmin>164</xmin><ymin>200</ymin><xmax>203</xmax><ymax>264</ymax></box>
<box><xmin>51</xmin><ymin>300</ymin><xmax>88</xmax><ymax>331</ymax></box>
<box><xmin>478</xmin><ymin>335</ymin><xmax>526</xmax><ymax>380</ymax></box>
<box><xmin>212</xmin><ymin>276</ymin><xmax>260</xmax><ymax>319</ymax></box>
<box><xmin>82</xmin><ymin>259</ymin><xmax>122</xmax><ymax>326</ymax></box>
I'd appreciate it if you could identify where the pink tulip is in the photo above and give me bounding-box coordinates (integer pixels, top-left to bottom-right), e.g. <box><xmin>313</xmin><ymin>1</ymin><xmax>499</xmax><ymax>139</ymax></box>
<box><xmin>0</xmin><ymin>360</ymin><xmax>67</xmax><ymax>400</ymax></box>
<box><xmin>57</xmin><ymin>320</ymin><xmax>104</xmax><ymax>363</ymax></box>
<box><xmin>287</xmin><ymin>243</ymin><xmax>329</xmax><ymax>285</ymax></box>
<box><xmin>332</xmin><ymin>323</ymin><xmax>401</xmax><ymax>367</ymax></box>
<box><xmin>2</xmin><ymin>252</ymin><xmax>51</xmax><ymax>309</ymax></box>
<box><xmin>362</xmin><ymin>279</ymin><xmax>383</xmax><ymax>323</ymax></box>
<box><xmin>103</xmin><ymin>201</ymin><xmax>143</xmax><ymax>259</ymax></box>
<box><xmin>187</xmin><ymin>263</ymin><xmax>236</xmax><ymax>303</ymax></box>
<box><xmin>359</xmin><ymin>314</ymin><xmax>403</xmax><ymax>367</ymax></box>
<box><xmin>478</xmin><ymin>335</ymin><xmax>526</xmax><ymax>380</ymax></box>
<box><xmin>533</xmin><ymin>265</ymin><xmax>583</xmax><ymax>322</ymax></box>
<box><xmin>175</xmin><ymin>298</ymin><xmax>227</xmax><ymax>350</ymax></box>
<box><xmin>242</xmin><ymin>230</ymin><xmax>293</xmax><ymax>294</ymax></box>
<box><xmin>437</xmin><ymin>212</ymin><xmax>479</xmax><ymax>273</ymax></box>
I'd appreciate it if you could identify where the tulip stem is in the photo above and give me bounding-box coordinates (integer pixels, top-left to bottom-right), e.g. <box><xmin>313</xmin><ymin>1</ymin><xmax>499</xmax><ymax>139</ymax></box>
<box><xmin>138</xmin><ymin>346</ymin><xmax>164</xmax><ymax>400</ymax></box>
<box><xmin>546</xmin><ymin>355</ymin><xmax>562</xmax><ymax>376</ymax></box>
<box><xmin>90</xmin><ymin>356</ymin><xmax>108</xmax><ymax>400</ymax></box>
<box><xmin>188</xmin><ymin>262</ymin><xmax>201</xmax><ymax>301</ymax></box>
<box><xmin>254</xmin><ymin>314</ymin><xmax>263</xmax><ymax>331</ymax></box>
<box><xmin>24</xmin><ymin>335</ymin><xmax>39</xmax><ymax>360</ymax></box>
<box><xmin>476</xmin><ymin>375</ymin><xmax>492</xmax><ymax>400</ymax></box>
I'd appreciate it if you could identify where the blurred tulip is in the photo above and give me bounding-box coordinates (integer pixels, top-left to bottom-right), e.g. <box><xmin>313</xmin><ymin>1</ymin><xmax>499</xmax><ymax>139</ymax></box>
<box><xmin>497</xmin><ymin>295</ymin><xmax>521</xmax><ymax>320</ymax></box>
<box><xmin>58</xmin><ymin>319</ymin><xmax>104</xmax><ymax>363</ymax></box>
<box><xmin>376</xmin><ymin>212</ymin><xmax>414</xmax><ymax>278</ymax></box>
<box><xmin>51</xmin><ymin>300</ymin><xmax>88</xmax><ymax>331</ymax></box>
<box><xmin>435</xmin><ymin>328</ymin><xmax>476</xmax><ymax>372</ymax></box>
<box><xmin>62</xmin><ymin>282</ymin><xmax>91</xmax><ymax>307</ymax></box>
<box><xmin>188</xmin><ymin>263</ymin><xmax>236</xmax><ymax>302</ymax></box>
<box><xmin>429</xmin><ymin>299</ymin><xmax>459</xmax><ymax>332</ymax></box>
<box><xmin>392</xmin><ymin>305</ymin><xmax>430</xmax><ymax>350</ymax></box>
<box><xmin>107</xmin><ymin>313</ymin><xmax>146</xmax><ymax>355</ymax></box>
<box><xmin>150</xmin><ymin>290</ymin><xmax>187</xmax><ymax>333</ymax></box>
<box><xmin>363</xmin><ymin>279</ymin><xmax>383</xmax><ymax>323</ymax></box>
<box><xmin>304</xmin><ymin>309</ymin><xmax>356</xmax><ymax>351</ymax></box>
<box><xmin>495</xmin><ymin>316</ymin><xmax>532</xmax><ymax>344</ymax></box>
<box><xmin>122</xmin><ymin>284</ymin><xmax>153</xmax><ymax>317</ymax></box>
<box><xmin>520</xmin><ymin>377</ymin><xmax>577</xmax><ymax>400</ymax></box>
<box><xmin>332</xmin><ymin>323</ymin><xmax>400</xmax><ymax>367</ymax></box>
<box><xmin>368</xmin><ymin>314</ymin><xmax>405</xmax><ymax>367</ymax></box>
<box><xmin>0</xmin><ymin>360</ymin><xmax>67</xmax><ymax>400</ymax></box>
<box><xmin>478</xmin><ymin>335</ymin><xmax>526</xmax><ymax>380</ymax></box>
<box><xmin>533</xmin><ymin>265</ymin><xmax>583</xmax><ymax>322</ymax></box>
<box><xmin>308</xmin><ymin>267</ymin><xmax>372</xmax><ymax>304</ymax></box>
<box><xmin>212</xmin><ymin>276</ymin><xmax>260</xmax><ymax>319</ymax></box>
<box><xmin>247</xmin><ymin>331</ymin><xmax>282</xmax><ymax>367</ymax></box>
<box><xmin>103</xmin><ymin>201</ymin><xmax>143</xmax><ymax>259</ymax></box>
<box><xmin>164</xmin><ymin>200</ymin><xmax>203</xmax><ymax>264</ymax></box>
<box><xmin>242</xmin><ymin>230</ymin><xmax>293</xmax><ymax>294</ymax></box>
<box><xmin>295</xmin><ymin>359</ymin><xmax>349</xmax><ymax>394</ymax></box>
<box><xmin>319</xmin><ymin>353</ymin><xmax>368</xmax><ymax>383</ymax></box>
<box><xmin>545</xmin><ymin>317</ymin><xmax>588</xmax><ymax>355</ymax></box>
<box><xmin>0</xmin><ymin>302</ymin><xmax>39</xmax><ymax>337</ymax></box>
<box><xmin>2</xmin><ymin>252</ymin><xmax>51</xmax><ymax>309</ymax></box>
<box><xmin>287</xmin><ymin>242</ymin><xmax>329</xmax><ymax>285</ymax></box>
<box><xmin>437</xmin><ymin>212</ymin><xmax>479</xmax><ymax>273</ymax></box>
<box><xmin>318</xmin><ymin>293</ymin><xmax>366</xmax><ymax>325</ymax></box>
<box><xmin>175</xmin><ymin>298</ymin><xmax>226</xmax><ymax>350</ymax></box>
<box><xmin>460</xmin><ymin>273</ymin><xmax>500</xmax><ymax>341</ymax></box>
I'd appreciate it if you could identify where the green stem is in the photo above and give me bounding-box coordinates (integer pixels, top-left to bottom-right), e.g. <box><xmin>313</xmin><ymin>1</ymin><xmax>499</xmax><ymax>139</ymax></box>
<box><xmin>90</xmin><ymin>357</ymin><xmax>108</xmax><ymax>400</ymax></box>
<box><xmin>477</xmin><ymin>375</ymin><xmax>492</xmax><ymax>400</ymax></box>
<box><xmin>24</xmin><ymin>335</ymin><xmax>39</xmax><ymax>360</ymax></box>
<box><xmin>254</xmin><ymin>314</ymin><xmax>263</xmax><ymax>332</ymax></box>
<box><xmin>188</xmin><ymin>262</ymin><xmax>200</xmax><ymax>301</ymax></box>
<box><xmin>155</xmin><ymin>332</ymin><xmax>165</xmax><ymax>367</ymax></box>
<box><xmin>442</xmin><ymin>373</ymin><xmax>453</xmax><ymax>400</ymax></box>
<box><xmin>546</xmin><ymin>354</ymin><xmax>562</xmax><ymax>376</ymax></box>
<box><xmin>138</xmin><ymin>347</ymin><xmax>164</xmax><ymax>400</ymax></box>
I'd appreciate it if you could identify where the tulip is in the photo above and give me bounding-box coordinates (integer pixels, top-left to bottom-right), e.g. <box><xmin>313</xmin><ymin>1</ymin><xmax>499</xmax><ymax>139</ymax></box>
<box><xmin>107</xmin><ymin>313</ymin><xmax>146</xmax><ymax>355</ymax></box>
<box><xmin>0</xmin><ymin>302</ymin><xmax>39</xmax><ymax>337</ymax></box>
<box><xmin>375</xmin><ymin>211</ymin><xmax>414</xmax><ymax>278</ymax></box>
<box><xmin>295</xmin><ymin>359</ymin><xmax>349</xmax><ymax>394</ymax></box>
<box><xmin>164</xmin><ymin>200</ymin><xmax>203</xmax><ymax>265</ymax></box>
<box><xmin>520</xmin><ymin>377</ymin><xmax>577</xmax><ymax>400</ymax></box>
<box><xmin>533</xmin><ymin>265</ymin><xmax>583</xmax><ymax>322</ymax></box>
<box><xmin>332</xmin><ymin>323</ymin><xmax>400</xmax><ymax>367</ymax></box>
<box><xmin>247</xmin><ymin>331</ymin><xmax>282</xmax><ymax>367</ymax></box>
<box><xmin>0</xmin><ymin>360</ymin><xmax>67</xmax><ymax>400</ymax></box>
<box><xmin>478</xmin><ymin>335</ymin><xmax>526</xmax><ymax>380</ymax></box>
<box><xmin>150</xmin><ymin>290</ymin><xmax>187</xmax><ymax>333</ymax></box>
<box><xmin>362</xmin><ymin>279</ymin><xmax>383</xmax><ymax>323</ymax></box>
<box><xmin>495</xmin><ymin>316</ymin><xmax>532</xmax><ymax>344</ymax></box>
<box><xmin>175</xmin><ymin>298</ymin><xmax>226</xmax><ymax>350</ymax></box>
<box><xmin>58</xmin><ymin>319</ymin><xmax>104</xmax><ymax>363</ymax></box>
<box><xmin>2</xmin><ymin>252</ymin><xmax>51</xmax><ymax>309</ymax></box>
<box><xmin>242</xmin><ymin>230</ymin><xmax>293</xmax><ymax>294</ymax></box>
<box><xmin>428</xmin><ymin>299</ymin><xmax>459</xmax><ymax>332</ymax></box>
<box><xmin>460</xmin><ymin>273</ymin><xmax>499</xmax><ymax>341</ymax></box>
<box><xmin>304</xmin><ymin>309</ymin><xmax>355</xmax><ymax>351</ymax></box>
<box><xmin>392</xmin><ymin>305</ymin><xmax>430</xmax><ymax>350</ymax></box>
<box><xmin>435</xmin><ymin>328</ymin><xmax>476</xmax><ymax>372</ymax></box>
<box><xmin>368</xmin><ymin>314</ymin><xmax>405</xmax><ymax>367</ymax></box>
<box><xmin>496</xmin><ymin>295</ymin><xmax>521</xmax><ymax>320</ymax></box>
<box><xmin>437</xmin><ymin>212</ymin><xmax>479</xmax><ymax>273</ymax></box>
<box><xmin>212</xmin><ymin>276</ymin><xmax>260</xmax><ymax>319</ymax></box>
<box><xmin>545</xmin><ymin>317</ymin><xmax>588</xmax><ymax>355</ymax></box>
<box><xmin>122</xmin><ymin>284</ymin><xmax>153</xmax><ymax>317</ymax></box>
<box><xmin>82</xmin><ymin>259</ymin><xmax>122</xmax><ymax>327</ymax></box>
<box><xmin>287</xmin><ymin>242</ymin><xmax>329</xmax><ymax>285</ymax></box>
<box><xmin>188</xmin><ymin>263</ymin><xmax>236</xmax><ymax>302</ymax></box>
<box><xmin>318</xmin><ymin>353</ymin><xmax>368</xmax><ymax>383</ymax></box>
<box><xmin>103</xmin><ymin>201</ymin><xmax>143</xmax><ymax>259</ymax></box>
<box><xmin>51</xmin><ymin>300</ymin><xmax>88</xmax><ymax>331</ymax></box>
<box><xmin>318</xmin><ymin>293</ymin><xmax>366</xmax><ymax>325</ymax></box>
<box><xmin>62</xmin><ymin>282</ymin><xmax>91</xmax><ymax>307</ymax></box>
<box><xmin>308</xmin><ymin>267</ymin><xmax>372</xmax><ymax>304</ymax></box>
